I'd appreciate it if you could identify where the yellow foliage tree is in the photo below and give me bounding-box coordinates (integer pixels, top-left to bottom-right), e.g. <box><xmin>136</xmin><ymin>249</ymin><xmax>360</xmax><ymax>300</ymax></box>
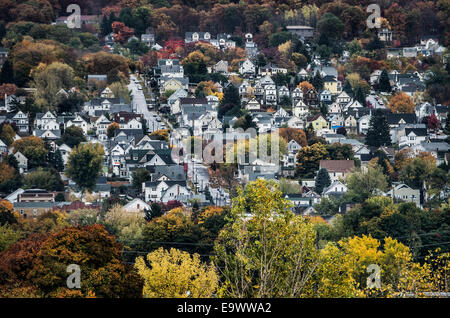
<box><xmin>135</xmin><ymin>247</ymin><xmax>218</xmax><ymax>298</ymax></box>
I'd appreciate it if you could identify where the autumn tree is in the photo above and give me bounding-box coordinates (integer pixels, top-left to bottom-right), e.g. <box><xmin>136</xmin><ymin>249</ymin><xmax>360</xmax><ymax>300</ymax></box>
<box><xmin>135</xmin><ymin>247</ymin><xmax>218</xmax><ymax>298</ymax></box>
<box><xmin>32</xmin><ymin>62</ymin><xmax>74</xmax><ymax>110</ymax></box>
<box><xmin>107</xmin><ymin>122</ymin><xmax>121</xmax><ymax>138</ymax></box>
<box><xmin>28</xmin><ymin>224</ymin><xmax>143</xmax><ymax>297</ymax></box>
<box><xmin>296</xmin><ymin>142</ymin><xmax>330</xmax><ymax>178</ymax></box>
<box><xmin>278</xmin><ymin>128</ymin><xmax>307</xmax><ymax>147</ymax></box>
<box><xmin>388</xmin><ymin>92</ymin><xmax>415</xmax><ymax>114</ymax></box>
<box><xmin>11</xmin><ymin>136</ymin><xmax>47</xmax><ymax>168</ymax></box>
<box><xmin>66</xmin><ymin>143</ymin><xmax>105</xmax><ymax>193</ymax></box>
<box><xmin>213</xmin><ymin>179</ymin><xmax>320</xmax><ymax>297</ymax></box>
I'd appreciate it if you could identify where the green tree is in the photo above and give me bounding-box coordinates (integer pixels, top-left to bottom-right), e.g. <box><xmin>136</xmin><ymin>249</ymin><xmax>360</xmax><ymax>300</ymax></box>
<box><xmin>365</xmin><ymin>110</ymin><xmax>391</xmax><ymax>147</ymax></box>
<box><xmin>0</xmin><ymin>60</ymin><xmax>14</xmax><ymax>84</ymax></box>
<box><xmin>218</xmin><ymin>84</ymin><xmax>241</xmax><ymax>118</ymax></box>
<box><xmin>60</xmin><ymin>126</ymin><xmax>86</xmax><ymax>148</ymax></box>
<box><xmin>66</xmin><ymin>143</ymin><xmax>105</xmax><ymax>193</ymax></box>
<box><xmin>23</xmin><ymin>168</ymin><xmax>64</xmax><ymax>191</ymax></box>
<box><xmin>132</xmin><ymin>168</ymin><xmax>151</xmax><ymax>189</ymax></box>
<box><xmin>346</xmin><ymin>165</ymin><xmax>389</xmax><ymax>202</ymax></box>
<box><xmin>315</xmin><ymin>168</ymin><xmax>331</xmax><ymax>195</ymax></box>
<box><xmin>379</xmin><ymin>69</ymin><xmax>392</xmax><ymax>92</ymax></box>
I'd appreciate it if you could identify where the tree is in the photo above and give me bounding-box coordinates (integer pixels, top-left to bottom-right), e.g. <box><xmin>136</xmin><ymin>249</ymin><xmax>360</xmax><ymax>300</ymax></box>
<box><xmin>134</xmin><ymin>247</ymin><xmax>218</xmax><ymax>298</ymax></box>
<box><xmin>379</xmin><ymin>69</ymin><xmax>391</xmax><ymax>92</ymax></box>
<box><xmin>278</xmin><ymin>178</ymin><xmax>301</xmax><ymax>195</ymax></box>
<box><xmin>107</xmin><ymin>122</ymin><xmax>120</xmax><ymax>138</ymax></box>
<box><xmin>149</xmin><ymin>129</ymin><xmax>169</xmax><ymax>142</ymax></box>
<box><xmin>219</xmin><ymin>84</ymin><xmax>241</xmax><ymax>118</ymax></box>
<box><xmin>365</xmin><ymin>110</ymin><xmax>391</xmax><ymax>147</ymax></box>
<box><xmin>132</xmin><ymin>168</ymin><xmax>151</xmax><ymax>189</ymax></box>
<box><xmin>48</xmin><ymin>149</ymin><xmax>64</xmax><ymax>172</ymax></box>
<box><xmin>23</xmin><ymin>168</ymin><xmax>64</xmax><ymax>191</ymax></box>
<box><xmin>100</xmin><ymin>14</ymin><xmax>112</xmax><ymax>36</ymax></box>
<box><xmin>426</xmin><ymin>114</ymin><xmax>440</xmax><ymax>132</ymax></box>
<box><xmin>144</xmin><ymin>203</ymin><xmax>163</xmax><ymax>222</ymax></box>
<box><xmin>66</xmin><ymin>143</ymin><xmax>105</xmax><ymax>193</ymax></box>
<box><xmin>213</xmin><ymin>179</ymin><xmax>320</xmax><ymax>297</ymax></box>
<box><xmin>60</xmin><ymin>126</ymin><xmax>86</xmax><ymax>148</ymax></box>
<box><xmin>296</xmin><ymin>143</ymin><xmax>330</xmax><ymax>178</ymax></box>
<box><xmin>28</xmin><ymin>224</ymin><xmax>143</xmax><ymax>297</ymax></box>
<box><xmin>315</xmin><ymin>168</ymin><xmax>331</xmax><ymax>195</ymax></box>
<box><xmin>346</xmin><ymin>165</ymin><xmax>389</xmax><ymax>202</ymax></box>
<box><xmin>317</xmin><ymin>13</ymin><xmax>344</xmax><ymax>40</ymax></box>
<box><xmin>233</xmin><ymin>114</ymin><xmax>257</xmax><ymax>131</ymax></box>
<box><xmin>11</xmin><ymin>136</ymin><xmax>47</xmax><ymax>168</ymax></box>
<box><xmin>0</xmin><ymin>60</ymin><xmax>14</xmax><ymax>84</ymax></box>
<box><xmin>399</xmin><ymin>155</ymin><xmax>436</xmax><ymax>189</ymax></box>
<box><xmin>388</xmin><ymin>92</ymin><xmax>415</xmax><ymax>114</ymax></box>
<box><xmin>278</xmin><ymin>128</ymin><xmax>307</xmax><ymax>147</ymax></box>
<box><xmin>32</xmin><ymin>62</ymin><xmax>74</xmax><ymax>110</ymax></box>
<box><xmin>0</xmin><ymin>124</ymin><xmax>15</xmax><ymax>146</ymax></box>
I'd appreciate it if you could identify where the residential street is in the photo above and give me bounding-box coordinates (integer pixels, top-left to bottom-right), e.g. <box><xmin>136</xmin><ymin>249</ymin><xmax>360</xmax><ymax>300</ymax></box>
<box><xmin>128</xmin><ymin>74</ymin><xmax>164</xmax><ymax>133</ymax></box>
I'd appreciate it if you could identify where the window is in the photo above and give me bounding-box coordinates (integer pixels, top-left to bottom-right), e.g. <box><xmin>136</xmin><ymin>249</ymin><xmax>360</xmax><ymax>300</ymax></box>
<box><xmin>20</xmin><ymin>209</ymin><xmax>24</xmax><ymax>215</ymax></box>
<box><xmin>33</xmin><ymin>209</ymin><xmax>37</xmax><ymax>215</ymax></box>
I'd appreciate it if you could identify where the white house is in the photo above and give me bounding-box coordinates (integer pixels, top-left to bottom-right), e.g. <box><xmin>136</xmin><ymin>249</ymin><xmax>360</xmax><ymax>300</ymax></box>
<box><xmin>123</xmin><ymin>198</ymin><xmax>151</xmax><ymax>216</ymax></box>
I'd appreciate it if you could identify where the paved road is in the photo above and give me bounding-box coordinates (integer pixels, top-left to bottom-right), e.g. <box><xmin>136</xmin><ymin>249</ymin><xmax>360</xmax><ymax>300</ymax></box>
<box><xmin>128</xmin><ymin>75</ymin><xmax>164</xmax><ymax>133</ymax></box>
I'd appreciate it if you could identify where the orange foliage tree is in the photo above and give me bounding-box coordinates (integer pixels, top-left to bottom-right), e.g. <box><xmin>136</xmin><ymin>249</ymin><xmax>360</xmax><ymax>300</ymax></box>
<box><xmin>28</xmin><ymin>224</ymin><xmax>143</xmax><ymax>298</ymax></box>
<box><xmin>278</xmin><ymin>128</ymin><xmax>308</xmax><ymax>147</ymax></box>
<box><xmin>388</xmin><ymin>92</ymin><xmax>415</xmax><ymax>113</ymax></box>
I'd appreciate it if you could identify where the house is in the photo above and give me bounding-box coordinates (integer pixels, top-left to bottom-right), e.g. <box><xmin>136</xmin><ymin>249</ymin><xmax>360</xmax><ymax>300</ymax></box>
<box><xmin>14</xmin><ymin>201</ymin><xmax>62</xmax><ymax>218</ymax></box>
<box><xmin>66</xmin><ymin>115</ymin><xmax>89</xmax><ymax>134</ymax></box>
<box><xmin>336</xmin><ymin>91</ymin><xmax>352</xmax><ymax>106</ymax></box>
<box><xmin>287</xmin><ymin>116</ymin><xmax>304</xmax><ymax>129</ymax></box>
<box><xmin>358</xmin><ymin>115</ymin><xmax>371</xmax><ymax>135</ymax></box>
<box><xmin>244</xmin><ymin>33</ymin><xmax>258</xmax><ymax>58</ymax></box>
<box><xmin>399</xmin><ymin>128</ymin><xmax>428</xmax><ymax>147</ymax></box>
<box><xmin>100</xmin><ymin>87</ymin><xmax>114</xmax><ymax>98</ymax></box>
<box><xmin>288</xmin><ymin>140</ymin><xmax>301</xmax><ymax>154</ymax></box>
<box><xmin>246</xmin><ymin>98</ymin><xmax>261</xmax><ymax>111</ymax></box>
<box><xmin>0</xmin><ymin>139</ymin><xmax>7</xmax><ymax>154</ymax></box>
<box><xmin>319</xmin><ymin>90</ymin><xmax>332</xmax><ymax>103</ymax></box>
<box><xmin>143</xmin><ymin>180</ymin><xmax>188</xmax><ymax>203</ymax></box>
<box><xmin>304</xmin><ymin>88</ymin><xmax>318</xmax><ymax>107</ymax></box>
<box><xmin>319</xmin><ymin>160</ymin><xmax>355</xmax><ymax>182</ymax></box>
<box><xmin>322</xmin><ymin>180</ymin><xmax>348</xmax><ymax>198</ymax></box>
<box><xmin>10</xmin><ymin>111</ymin><xmax>29</xmax><ymax>133</ymax></box>
<box><xmin>386</xmin><ymin>183</ymin><xmax>421</xmax><ymax>207</ymax></box>
<box><xmin>123</xmin><ymin>198</ymin><xmax>151</xmax><ymax>215</ymax></box>
<box><xmin>239</xmin><ymin>59</ymin><xmax>256</xmax><ymax>76</ymax></box>
<box><xmin>323</xmin><ymin>76</ymin><xmax>340</xmax><ymax>95</ymax></box>
<box><xmin>13</xmin><ymin>151</ymin><xmax>28</xmax><ymax>173</ymax></box>
<box><xmin>141</xmin><ymin>33</ymin><xmax>155</xmax><ymax>46</ymax></box>
<box><xmin>286</xmin><ymin>25</ymin><xmax>315</xmax><ymax>39</ymax></box>
<box><xmin>185</xmin><ymin>32</ymin><xmax>211</xmax><ymax>43</ymax></box>
<box><xmin>213</xmin><ymin>60</ymin><xmax>228</xmax><ymax>74</ymax></box>
<box><xmin>259</xmin><ymin>64</ymin><xmax>288</xmax><ymax>77</ymax></box>
<box><xmin>306</xmin><ymin>114</ymin><xmax>328</xmax><ymax>131</ymax></box>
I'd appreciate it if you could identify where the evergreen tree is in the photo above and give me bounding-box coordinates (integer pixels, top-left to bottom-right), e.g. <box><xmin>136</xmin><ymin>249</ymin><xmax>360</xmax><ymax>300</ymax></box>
<box><xmin>101</xmin><ymin>14</ymin><xmax>112</xmax><ymax>36</ymax></box>
<box><xmin>0</xmin><ymin>60</ymin><xmax>14</xmax><ymax>84</ymax></box>
<box><xmin>343</xmin><ymin>80</ymin><xmax>353</xmax><ymax>95</ymax></box>
<box><xmin>312</xmin><ymin>72</ymin><xmax>324</xmax><ymax>91</ymax></box>
<box><xmin>355</xmin><ymin>86</ymin><xmax>366</xmax><ymax>106</ymax></box>
<box><xmin>366</xmin><ymin>110</ymin><xmax>391</xmax><ymax>147</ymax></box>
<box><xmin>379</xmin><ymin>69</ymin><xmax>392</xmax><ymax>92</ymax></box>
<box><xmin>315</xmin><ymin>168</ymin><xmax>331</xmax><ymax>195</ymax></box>
<box><xmin>219</xmin><ymin>84</ymin><xmax>241</xmax><ymax>118</ymax></box>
